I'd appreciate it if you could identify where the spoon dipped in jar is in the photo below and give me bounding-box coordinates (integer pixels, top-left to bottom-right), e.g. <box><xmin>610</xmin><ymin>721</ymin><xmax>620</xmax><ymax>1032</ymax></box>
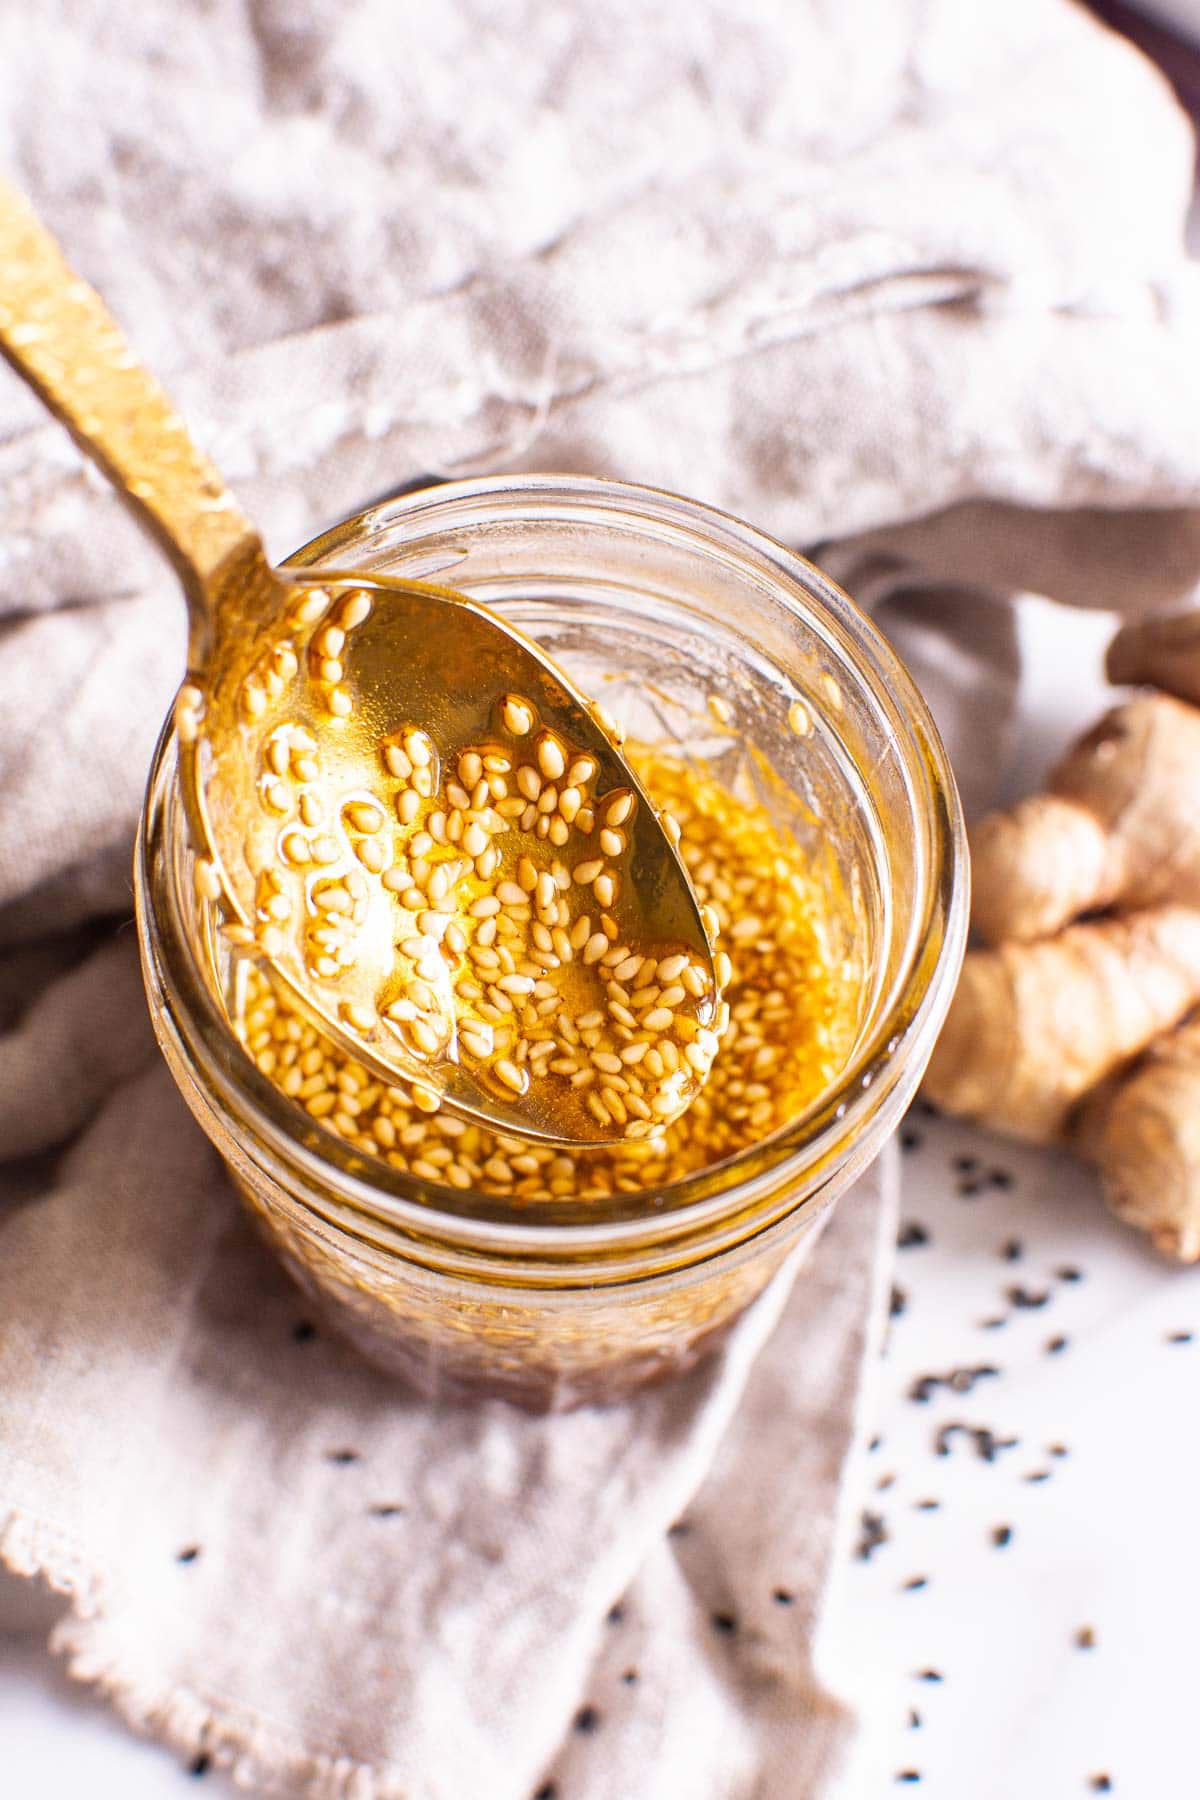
<box><xmin>0</xmin><ymin>181</ymin><xmax>722</xmax><ymax>1146</ymax></box>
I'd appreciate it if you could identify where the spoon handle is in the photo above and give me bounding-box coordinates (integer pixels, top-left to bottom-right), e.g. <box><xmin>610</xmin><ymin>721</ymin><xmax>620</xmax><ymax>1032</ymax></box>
<box><xmin>0</xmin><ymin>180</ymin><xmax>262</xmax><ymax>653</ymax></box>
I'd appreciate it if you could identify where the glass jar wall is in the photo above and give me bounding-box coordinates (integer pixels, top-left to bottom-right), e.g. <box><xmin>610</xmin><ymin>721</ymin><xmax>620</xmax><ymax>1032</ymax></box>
<box><xmin>135</xmin><ymin>476</ymin><xmax>966</xmax><ymax>1410</ymax></box>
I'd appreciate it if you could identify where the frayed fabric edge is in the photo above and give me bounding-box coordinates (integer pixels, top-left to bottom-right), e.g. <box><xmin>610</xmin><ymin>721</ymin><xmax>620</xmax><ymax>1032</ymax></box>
<box><xmin>0</xmin><ymin>1503</ymin><xmax>408</xmax><ymax>1800</ymax></box>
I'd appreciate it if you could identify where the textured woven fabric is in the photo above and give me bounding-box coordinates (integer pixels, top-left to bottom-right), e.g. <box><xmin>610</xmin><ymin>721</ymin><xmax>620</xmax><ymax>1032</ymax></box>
<box><xmin>2</xmin><ymin>0</ymin><xmax>1199</xmax><ymax>1794</ymax></box>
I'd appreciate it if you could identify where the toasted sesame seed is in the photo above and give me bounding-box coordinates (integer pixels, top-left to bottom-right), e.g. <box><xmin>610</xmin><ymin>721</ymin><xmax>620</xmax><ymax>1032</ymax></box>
<box><xmin>345</xmin><ymin>801</ymin><xmax>384</xmax><ymax>834</ymax></box>
<box><xmin>537</xmin><ymin>733</ymin><xmax>567</xmax><ymax>780</ymax></box>
<box><xmin>335</xmin><ymin>591</ymin><xmax>372</xmax><ymax>629</ymax></box>
<box><xmin>340</xmin><ymin>1001</ymin><xmax>378</xmax><ymax>1032</ymax></box>
<box><xmin>288</xmin><ymin>590</ymin><xmax>331</xmax><ymax>627</ymax></box>
<box><xmin>502</xmin><ymin>695</ymin><xmax>535</xmax><ymax>737</ymax></box>
<box><xmin>643</xmin><ymin>1007</ymin><xmax>674</xmax><ymax>1032</ymax></box>
<box><xmin>592</xmin><ymin>702</ymin><xmax>624</xmax><ymax>743</ymax></box>
<box><xmin>194</xmin><ymin>858</ymin><xmax>222</xmax><ymax>902</ymax></box>
<box><xmin>328</xmin><ymin>686</ymin><xmax>352</xmax><ymax>718</ymax></box>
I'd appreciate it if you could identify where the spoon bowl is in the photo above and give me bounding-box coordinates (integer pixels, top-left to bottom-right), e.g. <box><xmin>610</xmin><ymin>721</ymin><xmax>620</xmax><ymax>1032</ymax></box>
<box><xmin>0</xmin><ymin>179</ymin><xmax>719</xmax><ymax>1145</ymax></box>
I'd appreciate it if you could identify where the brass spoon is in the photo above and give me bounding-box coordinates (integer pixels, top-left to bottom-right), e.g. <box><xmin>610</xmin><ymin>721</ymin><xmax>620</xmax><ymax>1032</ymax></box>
<box><xmin>0</xmin><ymin>181</ymin><xmax>719</xmax><ymax>1146</ymax></box>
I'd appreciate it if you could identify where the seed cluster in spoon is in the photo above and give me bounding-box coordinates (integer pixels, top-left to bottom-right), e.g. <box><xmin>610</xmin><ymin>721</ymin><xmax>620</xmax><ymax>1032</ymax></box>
<box><xmin>180</xmin><ymin>585</ymin><xmax>723</xmax><ymax>1140</ymax></box>
<box><xmin>230</xmin><ymin>747</ymin><xmax>856</xmax><ymax>1200</ymax></box>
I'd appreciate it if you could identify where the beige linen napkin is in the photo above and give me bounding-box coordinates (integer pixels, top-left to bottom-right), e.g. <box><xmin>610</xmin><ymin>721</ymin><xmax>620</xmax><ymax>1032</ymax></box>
<box><xmin>4</xmin><ymin>1</ymin><xmax>1200</xmax><ymax>1795</ymax></box>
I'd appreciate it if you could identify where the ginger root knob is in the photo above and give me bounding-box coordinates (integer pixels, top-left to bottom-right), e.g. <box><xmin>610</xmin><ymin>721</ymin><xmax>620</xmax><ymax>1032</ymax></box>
<box><xmin>1074</xmin><ymin>1018</ymin><xmax>1200</xmax><ymax>1263</ymax></box>
<box><xmin>923</xmin><ymin>906</ymin><xmax>1200</xmax><ymax>1145</ymax></box>
<box><xmin>970</xmin><ymin>694</ymin><xmax>1200</xmax><ymax>945</ymax></box>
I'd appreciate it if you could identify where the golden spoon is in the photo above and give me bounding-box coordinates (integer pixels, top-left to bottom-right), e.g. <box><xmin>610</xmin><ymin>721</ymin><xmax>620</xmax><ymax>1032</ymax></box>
<box><xmin>0</xmin><ymin>181</ymin><xmax>721</xmax><ymax>1146</ymax></box>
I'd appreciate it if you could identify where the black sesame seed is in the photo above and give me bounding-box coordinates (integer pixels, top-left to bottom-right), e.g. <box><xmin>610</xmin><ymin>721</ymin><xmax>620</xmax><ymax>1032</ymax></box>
<box><xmin>1089</xmin><ymin>1777</ymin><xmax>1112</xmax><ymax>1793</ymax></box>
<box><xmin>951</xmin><ymin>1364</ymin><xmax>1000</xmax><ymax>1393</ymax></box>
<box><xmin>991</xmin><ymin>1525</ymin><xmax>1013</xmax><ymax>1548</ymax></box>
<box><xmin>1046</xmin><ymin>1335</ymin><xmax>1069</xmax><ymax>1354</ymax></box>
<box><xmin>369</xmin><ymin>1503</ymin><xmax>404</xmax><ymax>1518</ymax></box>
<box><xmin>574</xmin><ymin>1705</ymin><xmax>600</xmax><ymax>1734</ymax></box>
<box><xmin>292</xmin><ymin>1321</ymin><xmax>317</xmax><ymax>1343</ymax></box>
<box><xmin>856</xmin><ymin>1510</ymin><xmax>889</xmax><ymax>1561</ymax></box>
<box><xmin>935</xmin><ymin>1422</ymin><xmax>1019</xmax><ymax>1462</ymax></box>
<box><xmin>1007</xmin><ymin>1284</ymin><xmax>1052</xmax><ymax>1309</ymax></box>
<box><xmin>868</xmin><ymin>1434</ymin><xmax>884</xmax><ymax>1453</ymax></box>
<box><xmin>176</xmin><ymin>1546</ymin><xmax>201</xmax><ymax>1564</ymax></box>
<box><xmin>954</xmin><ymin>1156</ymin><xmax>979</xmax><ymax>1174</ymax></box>
<box><xmin>621</xmin><ymin>1667</ymin><xmax>638</xmax><ymax>1684</ymax></box>
<box><xmin>1076</xmin><ymin>1626</ymin><xmax>1097</xmax><ymax>1650</ymax></box>
<box><xmin>900</xmin><ymin>1129</ymin><xmax>922</xmax><ymax>1153</ymax></box>
<box><xmin>902</xmin><ymin>1576</ymin><xmax>928</xmax><ymax>1592</ymax></box>
<box><xmin>910</xmin><ymin>1365</ymin><xmax>999</xmax><ymax>1404</ymax></box>
<box><xmin>773</xmin><ymin>1588</ymin><xmax>795</xmax><ymax>1605</ymax></box>
<box><xmin>1002</xmin><ymin>1239</ymin><xmax>1023</xmax><ymax>1262</ymax></box>
<box><xmin>533</xmin><ymin>1785</ymin><xmax>558</xmax><ymax>1800</ymax></box>
<box><xmin>711</xmin><ymin>1611</ymin><xmax>738</xmax><ymax>1634</ymax></box>
<box><xmin>1049</xmin><ymin>1444</ymin><xmax>1069</xmax><ymax>1458</ymax></box>
<box><xmin>895</xmin><ymin>1774</ymin><xmax>921</xmax><ymax>1785</ymax></box>
<box><xmin>327</xmin><ymin>1449</ymin><xmax>359</xmax><ymax>1465</ymax></box>
<box><xmin>989</xmin><ymin>1170</ymin><xmax>1014</xmax><ymax>1190</ymax></box>
<box><xmin>957</xmin><ymin>1179</ymin><xmax>984</xmax><ymax>1198</ymax></box>
<box><xmin>876</xmin><ymin>1472</ymin><xmax>897</xmax><ymax>1492</ymax></box>
<box><xmin>188</xmin><ymin>1754</ymin><xmax>211</xmax><ymax>1777</ymax></box>
<box><xmin>1167</xmin><ymin>1331</ymin><xmax>1193</xmax><ymax>1344</ymax></box>
<box><xmin>666</xmin><ymin>1519</ymin><xmax>690</xmax><ymax>1537</ymax></box>
<box><xmin>981</xmin><ymin>1316</ymin><xmax>1009</xmax><ymax>1330</ymax></box>
<box><xmin>914</xmin><ymin>1498</ymin><xmax>941</xmax><ymax>1511</ymax></box>
<box><xmin>916</xmin><ymin>1668</ymin><xmax>943</xmax><ymax>1683</ymax></box>
<box><xmin>890</xmin><ymin>1285</ymin><xmax>908</xmax><ymax>1319</ymax></box>
<box><xmin>898</xmin><ymin>1222</ymin><xmax>930</xmax><ymax>1249</ymax></box>
<box><xmin>1025</xmin><ymin>1470</ymin><xmax>1052</xmax><ymax>1484</ymax></box>
<box><xmin>606</xmin><ymin>1603</ymin><xmax>625</xmax><ymax>1626</ymax></box>
<box><xmin>1057</xmin><ymin>1266</ymin><xmax>1083</xmax><ymax>1283</ymax></box>
<box><xmin>908</xmin><ymin>1709</ymin><xmax>922</xmax><ymax>1729</ymax></box>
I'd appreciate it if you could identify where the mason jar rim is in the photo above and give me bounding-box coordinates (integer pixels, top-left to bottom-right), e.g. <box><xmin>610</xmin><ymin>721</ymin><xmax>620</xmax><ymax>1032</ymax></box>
<box><xmin>136</xmin><ymin>474</ymin><xmax>967</xmax><ymax>1261</ymax></box>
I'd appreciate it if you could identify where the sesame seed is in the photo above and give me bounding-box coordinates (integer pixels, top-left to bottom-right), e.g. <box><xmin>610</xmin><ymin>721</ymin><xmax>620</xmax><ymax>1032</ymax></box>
<box><xmin>537</xmin><ymin>733</ymin><xmax>567</xmax><ymax>780</ymax></box>
<box><xmin>501</xmin><ymin>695</ymin><xmax>534</xmax><ymax>737</ymax></box>
<box><xmin>194</xmin><ymin>858</ymin><xmax>222</xmax><ymax>902</ymax></box>
<box><xmin>335</xmin><ymin>591</ymin><xmax>372</xmax><ymax>629</ymax></box>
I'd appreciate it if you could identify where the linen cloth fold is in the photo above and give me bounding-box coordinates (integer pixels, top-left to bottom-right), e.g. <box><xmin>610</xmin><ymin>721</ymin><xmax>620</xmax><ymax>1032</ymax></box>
<box><xmin>3</xmin><ymin>1</ymin><xmax>1200</xmax><ymax>1794</ymax></box>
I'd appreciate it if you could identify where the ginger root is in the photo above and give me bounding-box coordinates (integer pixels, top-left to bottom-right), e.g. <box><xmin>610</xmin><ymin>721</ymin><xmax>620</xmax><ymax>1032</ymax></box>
<box><xmin>970</xmin><ymin>694</ymin><xmax>1200</xmax><ymax>944</ymax></box>
<box><xmin>923</xmin><ymin>905</ymin><xmax>1200</xmax><ymax>1145</ymax></box>
<box><xmin>925</xmin><ymin>672</ymin><xmax>1200</xmax><ymax>1261</ymax></box>
<box><xmin>1075</xmin><ymin>1019</ymin><xmax>1200</xmax><ymax>1262</ymax></box>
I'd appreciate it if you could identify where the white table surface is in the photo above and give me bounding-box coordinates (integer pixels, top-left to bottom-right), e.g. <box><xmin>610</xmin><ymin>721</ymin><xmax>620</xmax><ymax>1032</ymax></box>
<box><xmin>5</xmin><ymin>599</ymin><xmax>1198</xmax><ymax>1799</ymax></box>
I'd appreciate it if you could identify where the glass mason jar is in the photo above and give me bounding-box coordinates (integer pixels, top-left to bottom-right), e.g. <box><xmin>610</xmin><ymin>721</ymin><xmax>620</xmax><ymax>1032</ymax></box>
<box><xmin>135</xmin><ymin>475</ymin><xmax>967</xmax><ymax>1411</ymax></box>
